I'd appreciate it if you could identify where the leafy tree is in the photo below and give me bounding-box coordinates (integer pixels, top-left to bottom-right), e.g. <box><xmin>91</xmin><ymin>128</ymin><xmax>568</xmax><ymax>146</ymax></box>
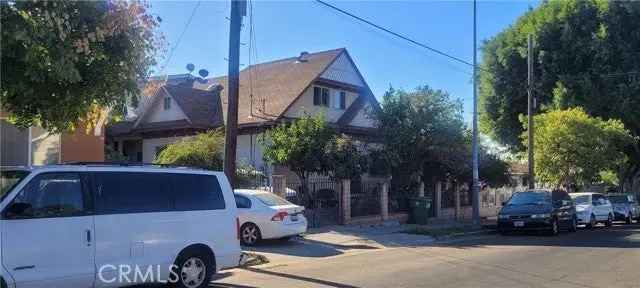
<box><xmin>1</xmin><ymin>0</ymin><xmax>163</xmax><ymax>132</ymax></box>
<box><xmin>325</xmin><ymin>134</ymin><xmax>368</xmax><ymax>180</ymax></box>
<box><xmin>479</xmin><ymin>0</ymin><xmax>640</xmax><ymax>189</ymax></box>
<box><xmin>262</xmin><ymin>115</ymin><xmax>335</xmax><ymax>201</ymax></box>
<box><xmin>155</xmin><ymin>130</ymin><xmax>264</xmax><ymax>187</ymax></box>
<box><xmin>524</xmin><ymin>108</ymin><xmax>633</xmax><ymax>189</ymax></box>
<box><xmin>155</xmin><ymin>130</ymin><xmax>224</xmax><ymax>170</ymax></box>
<box><xmin>374</xmin><ymin>85</ymin><xmax>466</xmax><ymax>185</ymax></box>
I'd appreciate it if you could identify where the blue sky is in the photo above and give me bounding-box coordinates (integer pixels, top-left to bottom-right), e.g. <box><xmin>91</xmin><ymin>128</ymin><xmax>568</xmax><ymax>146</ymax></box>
<box><xmin>150</xmin><ymin>0</ymin><xmax>539</xmax><ymax>122</ymax></box>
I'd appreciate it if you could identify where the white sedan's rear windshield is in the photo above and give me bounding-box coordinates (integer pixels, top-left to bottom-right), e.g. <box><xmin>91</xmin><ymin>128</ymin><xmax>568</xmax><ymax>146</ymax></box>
<box><xmin>253</xmin><ymin>193</ymin><xmax>292</xmax><ymax>207</ymax></box>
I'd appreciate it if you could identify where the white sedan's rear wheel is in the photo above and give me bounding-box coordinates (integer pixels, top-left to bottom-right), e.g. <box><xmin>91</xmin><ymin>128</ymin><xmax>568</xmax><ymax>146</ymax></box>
<box><xmin>241</xmin><ymin>223</ymin><xmax>261</xmax><ymax>246</ymax></box>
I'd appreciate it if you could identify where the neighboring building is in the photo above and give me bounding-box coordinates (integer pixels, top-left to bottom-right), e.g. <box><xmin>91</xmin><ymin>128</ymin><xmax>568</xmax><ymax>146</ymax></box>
<box><xmin>509</xmin><ymin>162</ymin><xmax>530</xmax><ymax>187</ymax></box>
<box><xmin>107</xmin><ymin>48</ymin><xmax>380</xmax><ymax>176</ymax></box>
<box><xmin>0</xmin><ymin>111</ymin><xmax>106</xmax><ymax>166</ymax></box>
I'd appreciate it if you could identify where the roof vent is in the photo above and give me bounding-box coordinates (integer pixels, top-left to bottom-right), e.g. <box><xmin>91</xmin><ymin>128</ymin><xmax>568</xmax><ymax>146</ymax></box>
<box><xmin>297</xmin><ymin>51</ymin><xmax>310</xmax><ymax>63</ymax></box>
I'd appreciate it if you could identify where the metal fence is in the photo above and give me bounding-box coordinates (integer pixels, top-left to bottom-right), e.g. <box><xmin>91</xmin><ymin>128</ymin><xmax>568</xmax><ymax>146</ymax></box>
<box><xmin>351</xmin><ymin>180</ymin><xmax>382</xmax><ymax>218</ymax></box>
<box><xmin>388</xmin><ymin>193</ymin><xmax>410</xmax><ymax>214</ymax></box>
<box><xmin>284</xmin><ymin>178</ymin><xmax>341</xmax><ymax>228</ymax></box>
<box><xmin>481</xmin><ymin>185</ymin><xmax>525</xmax><ymax>207</ymax></box>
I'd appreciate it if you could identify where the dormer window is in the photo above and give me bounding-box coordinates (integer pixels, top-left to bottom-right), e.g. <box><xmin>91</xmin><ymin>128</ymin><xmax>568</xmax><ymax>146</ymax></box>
<box><xmin>335</xmin><ymin>91</ymin><xmax>346</xmax><ymax>110</ymax></box>
<box><xmin>313</xmin><ymin>87</ymin><xmax>330</xmax><ymax>107</ymax></box>
<box><xmin>163</xmin><ymin>97</ymin><xmax>171</xmax><ymax>110</ymax></box>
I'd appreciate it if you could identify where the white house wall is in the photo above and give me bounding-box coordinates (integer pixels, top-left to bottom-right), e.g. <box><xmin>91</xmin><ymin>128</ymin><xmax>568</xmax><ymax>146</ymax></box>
<box><xmin>142</xmin><ymin>136</ymin><xmax>185</xmax><ymax>163</ymax></box>
<box><xmin>30</xmin><ymin>126</ymin><xmax>60</xmax><ymax>165</ymax></box>
<box><xmin>284</xmin><ymin>84</ymin><xmax>358</xmax><ymax>122</ymax></box>
<box><xmin>320</xmin><ymin>53</ymin><xmax>365</xmax><ymax>87</ymax></box>
<box><xmin>236</xmin><ymin>133</ymin><xmax>266</xmax><ymax>172</ymax></box>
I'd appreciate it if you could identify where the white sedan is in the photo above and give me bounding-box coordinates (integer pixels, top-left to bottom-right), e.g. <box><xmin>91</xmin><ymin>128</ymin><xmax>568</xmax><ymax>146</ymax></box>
<box><xmin>234</xmin><ymin>189</ymin><xmax>308</xmax><ymax>246</ymax></box>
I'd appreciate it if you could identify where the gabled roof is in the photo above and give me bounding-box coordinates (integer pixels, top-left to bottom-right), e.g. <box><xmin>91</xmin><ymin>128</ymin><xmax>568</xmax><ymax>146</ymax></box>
<box><xmin>164</xmin><ymin>83</ymin><xmax>223</xmax><ymax>127</ymax></box>
<box><xmin>195</xmin><ymin>48</ymin><xmax>349</xmax><ymax>126</ymax></box>
<box><xmin>109</xmin><ymin>81</ymin><xmax>223</xmax><ymax>137</ymax></box>
<box><xmin>109</xmin><ymin>48</ymin><xmax>379</xmax><ymax>138</ymax></box>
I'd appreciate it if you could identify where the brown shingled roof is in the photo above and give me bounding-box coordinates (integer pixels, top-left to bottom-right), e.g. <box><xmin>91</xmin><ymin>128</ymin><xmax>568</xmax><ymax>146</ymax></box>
<box><xmin>164</xmin><ymin>83</ymin><xmax>223</xmax><ymax>127</ymax></box>
<box><xmin>197</xmin><ymin>48</ymin><xmax>345</xmax><ymax>126</ymax></box>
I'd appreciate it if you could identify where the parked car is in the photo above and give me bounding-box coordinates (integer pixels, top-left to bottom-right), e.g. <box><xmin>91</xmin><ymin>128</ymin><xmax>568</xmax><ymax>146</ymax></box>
<box><xmin>607</xmin><ymin>194</ymin><xmax>639</xmax><ymax>224</ymax></box>
<box><xmin>498</xmin><ymin>189</ymin><xmax>577</xmax><ymax>235</ymax></box>
<box><xmin>570</xmin><ymin>192</ymin><xmax>614</xmax><ymax>228</ymax></box>
<box><xmin>234</xmin><ymin>189</ymin><xmax>307</xmax><ymax>246</ymax></box>
<box><xmin>0</xmin><ymin>164</ymin><xmax>241</xmax><ymax>288</ymax></box>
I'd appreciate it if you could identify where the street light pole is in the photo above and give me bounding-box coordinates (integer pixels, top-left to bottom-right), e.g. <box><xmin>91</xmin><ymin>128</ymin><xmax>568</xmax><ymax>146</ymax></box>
<box><xmin>527</xmin><ymin>34</ymin><xmax>535</xmax><ymax>189</ymax></box>
<box><xmin>471</xmin><ymin>0</ymin><xmax>480</xmax><ymax>226</ymax></box>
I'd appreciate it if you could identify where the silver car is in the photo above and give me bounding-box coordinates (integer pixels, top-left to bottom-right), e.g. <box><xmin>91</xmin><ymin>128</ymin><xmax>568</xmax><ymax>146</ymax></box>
<box><xmin>608</xmin><ymin>194</ymin><xmax>639</xmax><ymax>224</ymax></box>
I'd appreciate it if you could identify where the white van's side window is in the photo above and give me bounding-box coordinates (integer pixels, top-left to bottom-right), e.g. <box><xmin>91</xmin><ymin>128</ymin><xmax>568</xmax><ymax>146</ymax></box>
<box><xmin>94</xmin><ymin>172</ymin><xmax>173</xmax><ymax>214</ymax></box>
<box><xmin>172</xmin><ymin>174</ymin><xmax>225</xmax><ymax>211</ymax></box>
<box><xmin>5</xmin><ymin>173</ymin><xmax>85</xmax><ymax>219</ymax></box>
<box><xmin>93</xmin><ymin>172</ymin><xmax>226</xmax><ymax>214</ymax></box>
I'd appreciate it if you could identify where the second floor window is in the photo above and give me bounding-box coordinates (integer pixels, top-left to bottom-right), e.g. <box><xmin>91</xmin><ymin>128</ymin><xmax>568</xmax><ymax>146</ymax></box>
<box><xmin>313</xmin><ymin>86</ymin><xmax>330</xmax><ymax>107</ymax></box>
<box><xmin>163</xmin><ymin>97</ymin><xmax>171</xmax><ymax>110</ymax></box>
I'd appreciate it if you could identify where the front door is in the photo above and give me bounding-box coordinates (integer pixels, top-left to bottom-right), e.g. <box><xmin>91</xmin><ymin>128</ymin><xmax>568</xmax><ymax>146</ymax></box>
<box><xmin>1</xmin><ymin>172</ymin><xmax>94</xmax><ymax>288</ymax></box>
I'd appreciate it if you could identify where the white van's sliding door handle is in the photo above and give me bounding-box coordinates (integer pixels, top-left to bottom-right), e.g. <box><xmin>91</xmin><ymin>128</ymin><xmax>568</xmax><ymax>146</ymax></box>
<box><xmin>86</xmin><ymin>230</ymin><xmax>92</xmax><ymax>246</ymax></box>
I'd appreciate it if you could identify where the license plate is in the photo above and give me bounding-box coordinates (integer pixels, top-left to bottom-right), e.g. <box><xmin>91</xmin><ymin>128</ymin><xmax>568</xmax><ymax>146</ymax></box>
<box><xmin>291</xmin><ymin>214</ymin><xmax>298</xmax><ymax>222</ymax></box>
<box><xmin>514</xmin><ymin>221</ymin><xmax>525</xmax><ymax>227</ymax></box>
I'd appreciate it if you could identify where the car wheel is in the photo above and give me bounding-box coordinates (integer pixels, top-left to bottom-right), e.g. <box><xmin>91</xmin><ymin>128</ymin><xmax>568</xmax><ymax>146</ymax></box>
<box><xmin>170</xmin><ymin>248</ymin><xmax>214</xmax><ymax>288</ymax></box>
<box><xmin>569</xmin><ymin>216</ymin><xmax>577</xmax><ymax>232</ymax></box>
<box><xmin>241</xmin><ymin>223</ymin><xmax>262</xmax><ymax>246</ymax></box>
<box><xmin>548</xmin><ymin>218</ymin><xmax>559</xmax><ymax>236</ymax></box>
<box><xmin>605</xmin><ymin>214</ymin><xmax>613</xmax><ymax>227</ymax></box>
<box><xmin>587</xmin><ymin>214</ymin><xmax>596</xmax><ymax>229</ymax></box>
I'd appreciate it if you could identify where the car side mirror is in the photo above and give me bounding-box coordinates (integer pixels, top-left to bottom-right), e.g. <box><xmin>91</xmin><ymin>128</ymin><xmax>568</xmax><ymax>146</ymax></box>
<box><xmin>501</xmin><ymin>201</ymin><xmax>507</xmax><ymax>206</ymax></box>
<box><xmin>3</xmin><ymin>202</ymin><xmax>32</xmax><ymax>219</ymax></box>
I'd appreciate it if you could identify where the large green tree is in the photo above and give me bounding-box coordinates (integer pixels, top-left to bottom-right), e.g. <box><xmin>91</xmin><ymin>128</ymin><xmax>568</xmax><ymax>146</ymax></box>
<box><xmin>480</xmin><ymin>0</ymin><xmax>640</xmax><ymax>189</ymax></box>
<box><xmin>262</xmin><ymin>114</ymin><xmax>335</xmax><ymax>201</ymax></box>
<box><xmin>375</xmin><ymin>86</ymin><xmax>508</xmax><ymax>188</ymax></box>
<box><xmin>1</xmin><ymin>0</ymin><xmax>162</xmax><ymax>132</ymax></box>
<box><xmin>525</xmin><ymin>108</ymin><xmax>633</xmax><ymax>189</ymax></box>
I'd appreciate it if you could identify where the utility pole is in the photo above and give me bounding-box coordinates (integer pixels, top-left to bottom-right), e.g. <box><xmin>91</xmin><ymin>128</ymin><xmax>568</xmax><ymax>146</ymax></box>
<box><xmin>471</xmin><ymin>0</ymin><xmax>480</xmax><ymax>226</ymax></box>
<box><xmin>527</xmin><ymin>34</ymin><xmax>535</xmax><ymax>189</ymax></box>
<box><xmin>224</xmin><ymin>0</ymin><xmax>245</xmax><ymax>187</ymax></box>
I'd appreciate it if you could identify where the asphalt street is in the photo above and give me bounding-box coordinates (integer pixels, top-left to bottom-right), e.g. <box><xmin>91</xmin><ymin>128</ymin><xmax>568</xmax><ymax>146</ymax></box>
<box><xmin>211</xmin><ymin>223</ymin><xmax>640</xmax><ymax>288</ymax></box>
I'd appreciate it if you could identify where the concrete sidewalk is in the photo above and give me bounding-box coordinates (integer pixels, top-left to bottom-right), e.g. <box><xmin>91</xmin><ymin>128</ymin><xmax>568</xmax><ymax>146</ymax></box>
<box><xmin>242</xmin><ymin>221</ymin><xmax>437</xmax><ymax>268</ymax></box>
<box><xmin>243</xmin><ymin>219</ymin><xmax>497</xmax><ymax>268</ymax></box>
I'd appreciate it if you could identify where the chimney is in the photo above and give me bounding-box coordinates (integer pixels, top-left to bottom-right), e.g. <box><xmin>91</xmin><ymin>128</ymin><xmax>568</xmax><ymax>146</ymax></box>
<box><xmin>297</xmin><ymin>51</ymin><xmax>310</xmax><ymax>63</ymax></box>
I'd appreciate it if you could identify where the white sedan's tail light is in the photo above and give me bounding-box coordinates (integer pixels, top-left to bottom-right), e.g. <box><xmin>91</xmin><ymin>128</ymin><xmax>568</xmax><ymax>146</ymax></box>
<box><xmin>271</xmin><ymin>211</ymin><xmax>289</xmax><ymax>221</ymax></box>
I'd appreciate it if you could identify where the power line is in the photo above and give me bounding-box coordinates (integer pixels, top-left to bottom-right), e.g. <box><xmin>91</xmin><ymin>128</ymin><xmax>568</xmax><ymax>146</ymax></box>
<box><xmin>315</xmin><ymin>0</ymin><xmax>475</xmax><ymax>68</ymax></box>
<box><xmin>157</xmin><ymin>0</ymin><xmax>202</xmax><ymax>77</ymax></box>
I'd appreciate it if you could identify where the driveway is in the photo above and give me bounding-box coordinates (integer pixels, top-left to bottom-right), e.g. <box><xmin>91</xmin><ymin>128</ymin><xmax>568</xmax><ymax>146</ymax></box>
<box><xmin>213</xmin><ymin>223</ymin><xmax>640</xmax><ymax>288</ymax></box>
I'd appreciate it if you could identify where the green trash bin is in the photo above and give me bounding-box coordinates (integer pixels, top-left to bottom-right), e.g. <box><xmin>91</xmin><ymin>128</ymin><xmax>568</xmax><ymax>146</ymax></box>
<box><xmin>409</xmin><ymin>197</ymin><xmax>432</xmax><ymax>225</ymax></box>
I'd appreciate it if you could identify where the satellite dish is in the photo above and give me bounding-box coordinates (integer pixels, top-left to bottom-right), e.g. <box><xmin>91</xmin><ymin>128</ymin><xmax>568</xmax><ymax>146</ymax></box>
<box><xmin>198</xmin><ymin>69</ymin><xmax>209</xmax><ymax>78</ymax></box>
<box><xmin>186</xmin><ymin>63</ymin><xmax>195</xmax><ymax>73</ymax></box>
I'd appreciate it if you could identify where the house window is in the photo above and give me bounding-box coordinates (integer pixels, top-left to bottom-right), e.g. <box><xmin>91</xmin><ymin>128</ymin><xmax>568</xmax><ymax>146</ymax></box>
<box><xmin>338</xmin><ymin>91</ymin><xmax>346</xmax><ymax>110</ymax></box>
<box><xmin>313</xmin><ymin>86</ymin><xmax>330</xmax><ymax>107</ymax></box>
<box><xmin>163</xmin><ymin>97</ymin><xmax>171</xmax><ymax>110</ymax></box>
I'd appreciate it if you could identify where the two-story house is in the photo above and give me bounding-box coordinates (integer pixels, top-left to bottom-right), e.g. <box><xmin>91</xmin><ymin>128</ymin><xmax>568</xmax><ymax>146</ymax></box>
<box><xmin>107</xmin><ymin>48</ymin><xmax>379</xmax><ymax>176</ymax></box>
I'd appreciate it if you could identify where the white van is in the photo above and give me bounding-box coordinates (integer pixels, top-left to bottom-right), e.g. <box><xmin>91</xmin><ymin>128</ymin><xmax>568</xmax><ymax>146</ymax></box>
<box><xmin>0</xmin><ymin>164</ymin><xmax>241</xmax><ymax>288</ymax></box>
